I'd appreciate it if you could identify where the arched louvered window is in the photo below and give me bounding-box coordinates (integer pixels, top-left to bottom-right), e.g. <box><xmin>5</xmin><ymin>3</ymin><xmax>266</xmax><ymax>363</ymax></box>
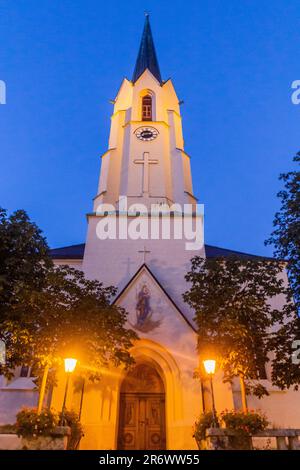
<box><xmin>142</xmin><ymin>95</ymin><xmax>152</xmax><ymax>121</ymax></box>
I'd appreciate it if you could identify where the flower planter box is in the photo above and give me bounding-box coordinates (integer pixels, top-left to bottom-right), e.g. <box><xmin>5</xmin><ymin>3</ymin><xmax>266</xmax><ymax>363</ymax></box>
<box><xmin>21</xmin><ymin>426</ymin><xmax>70</xmax><ymax>450</ymax></box>
<box><xmin>227</xmin><ymin>432</ymin><xmax>252</xmax><ymax>450</ymax></box>
<box><xmin>197</xmin><ymin>428</ymin><xmax>300</xmax><ymax>450</ymax></box>
<box><xmin>197</xmin><ymin>428</ymin><xmax>252</xmax><ymax>450</ymax></box>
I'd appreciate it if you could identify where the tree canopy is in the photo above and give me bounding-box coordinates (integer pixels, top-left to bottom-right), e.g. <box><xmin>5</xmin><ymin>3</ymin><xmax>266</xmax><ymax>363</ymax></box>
<box><xmin>266</xmin><ymin>152</ymin><xmax>300</xmax><ymax>309</ymax></box>
<box><xmin>183</xmin><ymin>256</ymin><xmax>294</xmax><ymax>401</ymax></box>
<box><xmin>266</xmin><ymin>152</ymin><xmax>300</xmax><ymax>389</ymax></box>
<box><xmin>0</xmin><ymin>208</ymin><xmax>137</xmax><ymax>382</ymax></box>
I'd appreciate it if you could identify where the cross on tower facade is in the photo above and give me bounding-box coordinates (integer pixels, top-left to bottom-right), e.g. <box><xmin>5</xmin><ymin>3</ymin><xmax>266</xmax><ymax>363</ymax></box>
<box><xmin>134</xmin><ymin>152</ymin><xmax>158</xmax><ymax>194</ymax></box>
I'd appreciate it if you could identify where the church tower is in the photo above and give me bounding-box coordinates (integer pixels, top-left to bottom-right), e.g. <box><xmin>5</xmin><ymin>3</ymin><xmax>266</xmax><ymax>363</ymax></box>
<box><xmin>93</xmin><ymin>14</ymin><xmax>197</xmax><ymax>212</ymax></box>
<box><xmin>82</xmin><ymin>15</ymin><xmax>204</xmax><ymax>306</ymax></box>
<box><xmin>2</xmin><ymin>15</ymin><xmax>299</xmax><ymax>452</ymax></box>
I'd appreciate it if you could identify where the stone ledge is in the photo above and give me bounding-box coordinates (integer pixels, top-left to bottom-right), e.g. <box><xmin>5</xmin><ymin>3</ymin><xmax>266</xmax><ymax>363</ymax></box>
<box><xmin>255</xmin><ymin>429</ymin><xmax>300</xmax><ymax>437</ymax></box>
<box><xmin>0</xmin><ymin>425</ymin><xmax>16</xmax><ymax>435</ymax></box>
<box><xmin>0</xmin><ymin>425</ymin><xmax>70</xmax><ymax>437</ymax></box>
<box><xmin>206</xmin><ymin>428</ymin><xmax>300</xmax><ymax>438</ymax></box>
<box><xmin>0</xmin><ymin>426</ymin><xmax>71</xmax><ymax>450</ymax></box>
<box><xmin>203</xmin><ymin>428</ymin><xmax>300</xmax><ymax>450</ymax></box>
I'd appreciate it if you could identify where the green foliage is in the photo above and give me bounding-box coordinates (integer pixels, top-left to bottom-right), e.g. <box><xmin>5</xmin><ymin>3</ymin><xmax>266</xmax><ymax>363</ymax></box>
<box><xmin>0</xmin><ymin>208</ymin><xmax>138</xmax><ymax>384</ymax></box>
<box><xmin>0</xmin><ymin>208</ymin><xmax>51</xmax><ymax>379</ymax></box>
<box><xmin>59</xmin><ymin>410</ymin><xmax>84</xmax><ymax>450</ymax></box>
<box><xmin>194</xmin><ymin>410</ymin><xmax>270</xmax><ymax>442</ymax></box>
<box><xmin>268</xmin><ymin>316</ymin><xmax>300</xmax><ymax>390</ymax></box>
<box><xmin>266</xmin><ymin>152</ymin><xmax>300</xmax><ymax>310</ymax></box>
<box><xmin>194</xmin><ymin>409</ymin><xmax>269</xmax><ymax>443</ymax></box>
<box><xmin>0</xmin><ymin>208</ymin><xmax>51</xmax><ymax>298</ymax></box>
<box><xmin>25</xmin><ymin>264</ymin><xmax>138</xmax><ymax>383</ymax></box>
<box><xmin>184</xmin><ymin>256</ymin><xmax>293</xmax><ymax>396</ymax></box>
<box><xmin>193</xmin><ymin>411</ymin><xmax>216</xmax><ymax>441</ymax></box>
<box><xmin>16</xmin><ymin>407</ymin><xmax>58</xmax><ymax>437</ymax></box>
<box><xmin>220</xmin><ymin>409</ymin><xmax>269</xmax><ymax>436</ymax></box>
<box><xmin>266</xmin><ymin>153</ymin><xmax>300</xmax><ymax>390</ymax></box>
<box><xmin>16</xmin><ymin>407</ymin><xmax>84</xmax><ymax>447</ymax></box>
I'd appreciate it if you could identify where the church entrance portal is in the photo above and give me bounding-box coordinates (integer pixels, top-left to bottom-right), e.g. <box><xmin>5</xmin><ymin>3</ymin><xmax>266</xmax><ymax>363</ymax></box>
<box><xmin>117</xmin><ymin>363</ymin><xmax>166</xmax><ymax>450</ymax></box>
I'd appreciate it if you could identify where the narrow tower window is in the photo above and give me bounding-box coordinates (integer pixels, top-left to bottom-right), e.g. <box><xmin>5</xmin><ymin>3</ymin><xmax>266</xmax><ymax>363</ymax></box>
<box><xmin>142</xmin><ymin>95</ymin><xmax>152</xmax><ymax>121</ymax></box>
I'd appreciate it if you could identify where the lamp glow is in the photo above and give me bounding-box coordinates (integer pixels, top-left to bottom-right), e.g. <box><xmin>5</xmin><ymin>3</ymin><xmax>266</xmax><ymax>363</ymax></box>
<box><xmin>203</xmin><ymin>358</ymin><xmax>218</xmax><ymax>427</ymax></box>
<box><xmin>60</xmin><ymin>357</ymin><xmax>77</xmax><ymax>426</ymax></box>
<box><xmin>64</xmin><ymin>358</ymin><xmax>77</xmax><ymax>373</ymax></box>
<box><xmin>203</xmin><ymin>359</ymin><xmax>216</xmax><ymax>375</ymax></box>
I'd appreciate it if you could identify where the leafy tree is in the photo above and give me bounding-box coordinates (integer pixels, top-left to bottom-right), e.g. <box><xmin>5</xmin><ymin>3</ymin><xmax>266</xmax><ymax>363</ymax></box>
<box><xmin>266</xmin><ymin>152</ymin><xmax>300</xmax><ymax>389</ymax></box>
<box><xmin>266</xmin><ymin>152</ymin><xmax>300</xmax><ymax>309</ymax></box>
<box><xmin>183</xmin><ymin>256</ymin><xmax>293</xmax><ymax>410</ymax></box>
<box><xmin>0</xmin><ymin>208</ymin><xmax>137</xmax><ymax>386</ymax></box>
<box><xmin>268</xmin><ymin>313</ymin><xmax>300</xmax><ymax>390</ymax></box>
<box><xmin>34</xmin><ymin>266</ymin><xmax>137</xmax><ymax>380</ymax></box>
<box><xmin>0</xmin><ymin>208</ymin><xmax>51</xmax><ymax>378</ymax></box>
<box><xmin>0</xmin><ymin>208</ymin><xmax>51</xmax><ymax>301</ymax></box>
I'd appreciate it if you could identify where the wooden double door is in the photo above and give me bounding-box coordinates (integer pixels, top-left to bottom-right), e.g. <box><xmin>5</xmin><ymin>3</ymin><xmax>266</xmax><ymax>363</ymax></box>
<box><xmin>118</xmin><ymin>393</ymin><xmax>166</xmax><ymax>450</ymax></box>
<box><xmin>117</xmin><ymin>364</ymin><xmax>166</xmax><ymax>450</ymax></box>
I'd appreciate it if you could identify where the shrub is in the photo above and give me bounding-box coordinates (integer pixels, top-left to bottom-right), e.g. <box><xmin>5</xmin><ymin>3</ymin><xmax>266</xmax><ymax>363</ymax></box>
<box><xmin>59</xmin><ymin>410</ymin><xmax>84</xmax><ymax>450</ymax></box>
<box><xmin>16</xmin><ymin>407</ymin><xmax>58</xmax><ymax>438</ymax></box>
<box><xmin>194</xmin><ymin>411</ymin><xmax>218</xmax><ymax>441</ymax></box>
<box><xmin>221</xmin><ymin>409</ymin><xmax>269</xmax><ymax>436</ymax></box>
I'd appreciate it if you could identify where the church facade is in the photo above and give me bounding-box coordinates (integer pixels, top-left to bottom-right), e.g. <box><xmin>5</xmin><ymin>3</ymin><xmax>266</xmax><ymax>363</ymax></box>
<box><xmin>1</xmin><ymin>16</ymin><xmax>300</xmax><ymax>450</ymax></box>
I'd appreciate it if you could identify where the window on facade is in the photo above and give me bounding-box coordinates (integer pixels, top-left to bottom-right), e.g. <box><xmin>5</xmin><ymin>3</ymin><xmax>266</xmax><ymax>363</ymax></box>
<box><xmin>20</xmin><ymin>365</ymin><xmax>30</xmax><ymax>378</ymax></box>
<box><xmin>257</xmin><ymin>361</ymin><xmax>267</xmax><ymax>380</ymax></box>
<box><xmin>142</xmin><ymin>95</ymin><xmax>152</xmax><ymax>121</ymax></box>
<box><xmin>20</xmin><ymin>365</ymin><xmax>37</xmax><ymax>378</ymax></box>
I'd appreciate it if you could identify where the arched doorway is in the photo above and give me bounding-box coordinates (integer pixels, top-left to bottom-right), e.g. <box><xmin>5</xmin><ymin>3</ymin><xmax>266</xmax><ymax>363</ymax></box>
<box><xmin>117</xmin><ymin>363</ymin><xmax>166</xmax><ymax>450</ymax></box>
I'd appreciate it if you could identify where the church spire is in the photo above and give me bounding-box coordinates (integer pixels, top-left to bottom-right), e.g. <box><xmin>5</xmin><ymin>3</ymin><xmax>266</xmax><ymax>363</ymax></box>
<box><xmin>132</xmin><ymin>14</ymin><xmax>162</xmax><ymax>84</ymax></box>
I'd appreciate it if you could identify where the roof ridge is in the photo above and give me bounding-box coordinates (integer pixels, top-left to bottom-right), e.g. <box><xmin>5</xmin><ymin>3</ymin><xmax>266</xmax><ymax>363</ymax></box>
<box><xmin>50</xmin><ymin>242</ymin><xmax>85</xmax><ymax>250</ymax></box>
<box><xmin>48</xmin><ymin>243</ymin><xmax>274</xmax><ymax>261</ymax></box>
<box><xmin>205</xmin><ymin>244</ymin><xmax>274</xmax><ymax>259</ymax></box>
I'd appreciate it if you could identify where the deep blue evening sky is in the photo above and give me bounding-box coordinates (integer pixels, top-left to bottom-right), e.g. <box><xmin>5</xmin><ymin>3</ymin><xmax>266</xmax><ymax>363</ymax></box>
<box><xmin>0</xmin><ymin>0</ymin><xmax>299</xmax><ymax>256</ymax></box>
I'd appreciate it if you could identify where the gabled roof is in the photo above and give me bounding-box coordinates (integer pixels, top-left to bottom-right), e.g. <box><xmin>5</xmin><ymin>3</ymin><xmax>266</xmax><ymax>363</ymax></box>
<box><xmin>49</xmin><ymin>243</ymin><xmax>272</xmax><ymax>261</ymax></box>
<box><xmin>204</xmin><ymin>244</ymin><xmax>272</xmax><ymax>260</ymax></box>
<box><xmin>49</xmin><ymin>243</ymin><xmax>85</xmax><ymax>259</ymax></box>
<box><xmin>112</xmin><ymin>263</ymin><xmax>196</xmax><ymax>331</ymax></box>
<box><xmin>132</xmin><ymin>15</ymin><xmax>162</xmax><ymax>84</ymax></box>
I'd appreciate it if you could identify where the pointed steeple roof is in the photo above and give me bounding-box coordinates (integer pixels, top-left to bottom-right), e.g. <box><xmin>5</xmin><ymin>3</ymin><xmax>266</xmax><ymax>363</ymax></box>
<box><xmin>132</xmin><ymin>14</ymin><xmax>162</xmax><ymax>84</ymax></box>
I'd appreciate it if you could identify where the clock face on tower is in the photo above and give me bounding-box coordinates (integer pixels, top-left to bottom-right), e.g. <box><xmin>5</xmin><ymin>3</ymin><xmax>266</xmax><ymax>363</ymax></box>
<box><xmin>134</xmin><ymin>126</ymin><xmax>159</xmax><ymax>141</ymax></box>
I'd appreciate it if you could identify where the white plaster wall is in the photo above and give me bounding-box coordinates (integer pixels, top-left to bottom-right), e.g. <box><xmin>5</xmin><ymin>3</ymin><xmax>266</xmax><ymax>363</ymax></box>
<box><xmin>82</xmin><ymin>214</ymin><xmax>204</xmax><ymax>324</ymax></box>
<box><xmin>112</xmin><ymin>78</ymin><xmax>133</xmax><ymax>114</ymax></box>
<box><xmin>115</xmin><ymin>268</ymin><xmax>203</xmax><ymax>449</ymax></box>
<box><xmin>0</xmin><ymin>389</ymin><xmax>37</xmax><ymax>424</ymax></box>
